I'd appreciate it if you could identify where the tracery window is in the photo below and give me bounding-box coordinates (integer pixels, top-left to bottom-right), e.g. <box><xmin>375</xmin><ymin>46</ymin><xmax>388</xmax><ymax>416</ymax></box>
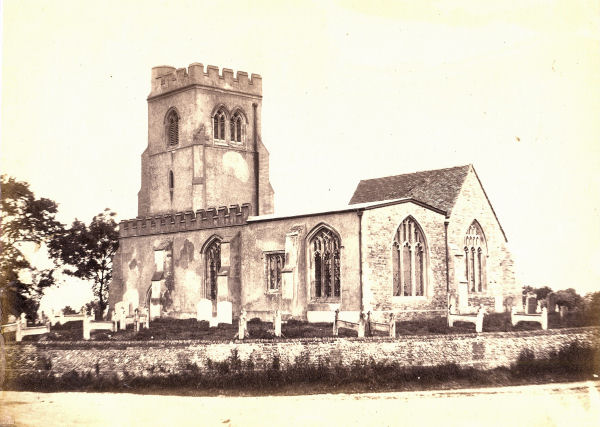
<box><xmin>213</xmin><ymin>108</ymin><xmax>227</xmax><ymax>141</ymax></box>
<box><xmin>309</xmin><ymin>226</ymin><xmax>341</xmax><ymax>299</ymax></box>
<box><xmin>166</xmin><ymin>109</ymin><xmax>179</xmax><ymax>146</ymax></box>
<box><xmin>464</xmin><ymin>221</ymin><xmax>487</xmax><ymax>293</ymax></box>
<box><xmin>265</xmin><ymin>252</ymin><xmax>284</xmax><ymax>291</ymax></box>
<box><xmin>393</xmin><ymin>217</ymin><xmax>427</xmax><ymax>297</ymax></box>
<box><xmin>204</xmin><ymin>238</ymin><xmax>221</xmax><ymax>301</ymax></box>
<box><xmin>230</xmin><ymin>111</ymin><xmax>243</xmax><ymax>143</ymax></box>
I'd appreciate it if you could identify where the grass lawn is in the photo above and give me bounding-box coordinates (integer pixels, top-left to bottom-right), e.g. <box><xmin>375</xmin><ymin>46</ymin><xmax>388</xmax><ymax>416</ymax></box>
<box><xmin>9</xmin><ymin>310</ymin><xmax>594</xmax><ymax>343</ymax></box>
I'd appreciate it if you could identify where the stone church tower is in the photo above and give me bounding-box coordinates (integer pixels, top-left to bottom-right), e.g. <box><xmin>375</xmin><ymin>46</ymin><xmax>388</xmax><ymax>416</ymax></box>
<box><xmin>137</xmin><ymin>63</ymin><xmax>274</xmax><ymax>217</ymax></box>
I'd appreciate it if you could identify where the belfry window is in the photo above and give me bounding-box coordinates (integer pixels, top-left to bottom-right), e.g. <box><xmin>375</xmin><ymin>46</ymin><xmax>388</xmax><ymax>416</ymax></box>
<box><xmin>166</xmin><ymin>110</ymin><xmax>179</xmax><ymax>146</ymax></box>
<box><xmin>205</xmin><ymin>238</ymin><xmax>221</xmax><ymax>301</ymax></box>
<box><xmin>464</xmin><ymin>221</ymin><xmax>487</xmax><ymax>293</ymax></box>
<box><xmin>213</xmin><ymin>108</ymin><xmax>226</xmax><ymax>141</ymax></box>
<box><xmin>309</xmin><ymin>226</ymin><xmax>341</xmax><ymax>299</ymax></box>
<box><xmin>230</xmin><ymin>111</ymin><xmax>243</xmax><ymax>143</ymax></box>
<box><xmin>393</xmin><ymin>217</ymin><xmax>427</xmax><ymax>297</ymax></box>
<box><xmin>168</xmin><ymin>170</ymin><xmax>174</xmax><ymax>201</ymax></box>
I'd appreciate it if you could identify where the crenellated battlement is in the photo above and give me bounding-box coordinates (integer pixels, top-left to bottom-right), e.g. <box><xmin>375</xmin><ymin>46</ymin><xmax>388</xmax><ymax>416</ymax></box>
<box><xmin>119</xmin><ymin>203</ymin><xmax>252</xmax><ymax>238</ymax></box>
<box><xmin>149</xmin><ymin>63</ymin><xmax>262</xmax><ymax>98</ymax></box>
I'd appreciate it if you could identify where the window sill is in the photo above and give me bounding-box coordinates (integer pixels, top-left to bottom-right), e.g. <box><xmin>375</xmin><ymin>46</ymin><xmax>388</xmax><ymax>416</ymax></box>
<box><xmin>265</xmin><ymin>290</ymin><xmax>280</xmax><ymax>295</ymax></box>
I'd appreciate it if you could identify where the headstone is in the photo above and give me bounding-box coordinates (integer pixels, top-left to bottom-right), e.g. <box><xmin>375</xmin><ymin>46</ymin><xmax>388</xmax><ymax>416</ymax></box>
<box><xmin>494</xmin><ymin>295</ymin><xmax>504</xmax><ymax>313</ymax></box>
<box><xmin>559</xmin><ymin>305</ymin><xmax>568</xmax><ymax>320</ymax></box>
<box><xmin>238</xmin><ymin>309</ymin><xmax>248</xmax><ymax>339</ymax></box>
<box><xmin>547</xmin><ymin>293</ymin><xmax>556</xmax><ymax>314</ymax></box>
<box><xmin>457</xmin><ymin>282</ymin><xmax>469</xmax><ymax>312</ymax></box>
<box><xmin>196</xmin><ymin>299</ymin><xmax>212</xmax><ymax>322</ymax></box>
<box><xmin>273</xmin><ymin>309</ymin><xmax>282</xmax><ymax>337</ymax></box>
<box><xmin>217</xmin><ymin>301</ymin><xmax>233</xmax><ymax>325</ymax></box>
<box><xmin>448</xmin><ymin>294</ymin><xmax>457</xmax><ymax>314</ymax></box>
<box><xmin>526</xmin><ymin>294</ymin><xmax>537</xmax><ymax>314</ymax></box>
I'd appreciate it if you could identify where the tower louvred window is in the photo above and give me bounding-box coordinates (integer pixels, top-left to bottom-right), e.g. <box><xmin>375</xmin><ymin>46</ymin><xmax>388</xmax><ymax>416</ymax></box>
<box><xmin>166</xmin><ymin>110</ymin><xmax>179</xmax><ymax>146</ymax></box>
<box><xmin>213</xmin><ymin>108</ymin><xmax>226</xmax><ymax>141</ymax></box>
<box><xmin>230</xmin><ymin>111</ymin><xmax>243</xmax><ymax>143</ymax></box>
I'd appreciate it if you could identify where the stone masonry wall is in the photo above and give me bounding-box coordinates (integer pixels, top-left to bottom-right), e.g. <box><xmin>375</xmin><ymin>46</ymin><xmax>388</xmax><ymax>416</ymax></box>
<box><xmin>5</xmin><ymin>328</ymin><xmax>598</xmax><ymax>379</ymax></box>
<box><xmin>447</xmin><ymin>167</ymin><xmax>521</xmax><ymax>306</ymax></box>
<box><xmin>362</xmin><ymin>202</ymin><xmax>447</xmax><ymax>315</ymax></box>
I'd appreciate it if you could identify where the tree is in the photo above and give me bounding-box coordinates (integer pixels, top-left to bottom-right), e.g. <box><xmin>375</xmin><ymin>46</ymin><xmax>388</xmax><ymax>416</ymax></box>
<box><xmin>534</xmin><ymin>286</ymin><xmax>553</xmax><ymax>300</ymax></box>
<box><xmin>554</xmin><ymin>288</ymin><xmax>584</xmax><ymax>310</ymax></box>
<box><xmin>48</xmin><ymin>209</ymin><xmax>119</xmax><ymax>315</ymax></box>
<box><xmin>0</xmin><ymin>175</ymin><xmax>62</xmax><ymax>322</ymax></box>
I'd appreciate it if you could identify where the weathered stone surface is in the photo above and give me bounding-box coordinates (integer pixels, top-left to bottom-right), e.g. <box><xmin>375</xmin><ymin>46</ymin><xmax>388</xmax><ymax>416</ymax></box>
<box><xmin>5</xmin><ymin>328</ymin><xmax>598</xmax><ymax>378</ymax></box>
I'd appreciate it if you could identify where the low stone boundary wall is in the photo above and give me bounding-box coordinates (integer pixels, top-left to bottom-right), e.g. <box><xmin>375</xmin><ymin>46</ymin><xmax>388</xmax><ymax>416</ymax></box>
<box><xmin>3</xmin><ymin>327</ymin><xmax>598</xmax><ymax>379</ymax></box>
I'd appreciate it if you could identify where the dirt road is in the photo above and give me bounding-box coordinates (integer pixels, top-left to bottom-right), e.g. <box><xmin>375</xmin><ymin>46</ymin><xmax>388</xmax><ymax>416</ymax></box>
<box><xmin>1</xmin><ymin>381</ymin><xmax>598</xmax><ymax>426</ymax></box>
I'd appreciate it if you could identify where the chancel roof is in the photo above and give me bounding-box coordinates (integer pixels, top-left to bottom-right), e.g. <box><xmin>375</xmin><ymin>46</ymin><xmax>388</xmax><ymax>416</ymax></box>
<box><xmin>349</xmin><ymin>165</ymin><xmax>471</xmax><ymax>214</ymax></box>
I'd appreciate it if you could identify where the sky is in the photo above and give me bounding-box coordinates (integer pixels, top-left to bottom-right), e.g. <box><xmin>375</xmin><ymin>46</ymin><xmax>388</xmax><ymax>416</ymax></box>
<box><xmin>2</xmin><ymin>0</ymin><xmax>600</xmax><ymax>309</ymax></box>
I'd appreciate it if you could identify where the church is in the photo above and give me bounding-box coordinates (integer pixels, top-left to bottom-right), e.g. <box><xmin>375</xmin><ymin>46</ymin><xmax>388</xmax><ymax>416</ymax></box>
<box><xmin>109</xmin><ymin>62</ymin><xmax>520</xmax><ymax>324</ymax></box>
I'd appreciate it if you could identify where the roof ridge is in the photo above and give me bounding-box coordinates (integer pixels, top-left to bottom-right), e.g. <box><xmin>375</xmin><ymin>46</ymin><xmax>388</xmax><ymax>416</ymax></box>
<box><xmin>358</xmin><ymin>164</ymin><xmax>471</xmax><ymax>183</ymax></box>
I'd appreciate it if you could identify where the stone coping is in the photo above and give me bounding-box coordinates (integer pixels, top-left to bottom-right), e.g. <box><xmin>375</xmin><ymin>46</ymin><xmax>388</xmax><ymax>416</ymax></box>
<box><xmin>6</xmin><ymin>326</ymin><xmax>599</xmax><ymax>349</ymax></box>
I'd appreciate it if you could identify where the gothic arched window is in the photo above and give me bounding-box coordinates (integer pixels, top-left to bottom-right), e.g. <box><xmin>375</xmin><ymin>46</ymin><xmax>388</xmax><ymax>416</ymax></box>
<box><xmin>464</xmin><ymin>221</ymin><xmax>487</xmax><ymax>293</ymax></box>
<box><xmin>213</xmin><ymin>108</ymin><xmax>226</xmax><ymax>141</ymax></box>
<box><xmin>166</xmin><ymin>109</ymin><xmax>179</xmax><ymax>146</ymax></box>
<box><xmin>393</xmin><ymin>217</ymin><xmax>427</xmax><ymax>296</ymax></box>
<box><xmin>309</xmin><ymin>226</ymin><xmax>341</xmax><ymax>300</ymax></box>
<box><xmin>204</xmin><ymin>238</ymin><xmax>221</xmax><ymax>301</ymax></box>
<box><xmin>230</xmin><ymin>111</ymin><xmax>244</xmax><ymax>143</ymax></box>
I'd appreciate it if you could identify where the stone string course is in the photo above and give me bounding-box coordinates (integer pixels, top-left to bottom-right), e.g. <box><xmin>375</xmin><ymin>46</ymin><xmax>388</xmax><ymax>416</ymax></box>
<box><xmin>5</xmin><ymin>328</ymin><xmax>598</xmax><ymax>378</ymax></box>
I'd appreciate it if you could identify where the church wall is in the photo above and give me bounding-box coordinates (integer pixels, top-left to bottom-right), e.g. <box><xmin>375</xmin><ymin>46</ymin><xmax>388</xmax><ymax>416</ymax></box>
<box><xmin>242</xmin><ymin>212</ymin><xmax>361</xmax><ymax>319</ymax></box>
<box><xmin>110</xmin><ymin>226</ymin><xmax>245</xmax><ymax>318</ymax></box>
<box><xmin>447</xmin><ymin>169</ymin><xmax>520</xmax><ymax>307</ymax></box>
<box><xmin>361</xmin><ymin>203</ymin><xmax>448</xmax><ymax>319</ymax></box>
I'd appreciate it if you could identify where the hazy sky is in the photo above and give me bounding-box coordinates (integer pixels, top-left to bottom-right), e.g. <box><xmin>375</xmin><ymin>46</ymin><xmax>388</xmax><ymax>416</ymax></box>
<box><xmin>2</xmin><ymin>0</ymin><xmax>599</xmax><ymax>308</ymax></box>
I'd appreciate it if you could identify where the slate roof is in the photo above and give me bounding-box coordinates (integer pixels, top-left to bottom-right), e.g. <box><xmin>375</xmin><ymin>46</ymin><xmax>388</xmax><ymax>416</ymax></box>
<box><xmin>349</xmin><ymin>165</ymin><xmax>472</xmax><ymax>214</ymax></box>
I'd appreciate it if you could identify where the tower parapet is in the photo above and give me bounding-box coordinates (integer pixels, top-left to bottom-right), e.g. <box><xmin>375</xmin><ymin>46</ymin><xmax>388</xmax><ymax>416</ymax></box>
<box><xmin>149</xmin><ymin>63</ymin><xmax>262</xmax><ymax>98</ymax></box>
<box><xmin>120</xmin><ymin>204</ymin><xmax>252</xmax><ymax>238</ymax></box>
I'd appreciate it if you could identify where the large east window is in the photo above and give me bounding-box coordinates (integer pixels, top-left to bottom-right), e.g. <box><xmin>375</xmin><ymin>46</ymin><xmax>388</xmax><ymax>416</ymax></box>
<box><xmin>393</xmin><ymin>217</ymin><xmax>427</xmax><ymax>297</ymax></box>
<box><xmin>464</xmin><ymin>221</ymin><xmax>487</xmax><ymax>293</ymax></box>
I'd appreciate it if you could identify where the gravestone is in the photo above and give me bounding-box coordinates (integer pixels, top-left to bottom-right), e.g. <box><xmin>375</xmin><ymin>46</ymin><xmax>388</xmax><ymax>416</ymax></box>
<box><xmin>273</xmin><ymin>309</ymin><xmax>282</xmax><ymax>337</ymax></box>
<box><xmin>448</xmin><ymin>294</ymin><xmax>457</xmax><ymax>314</ymax></box>
<box><xmin>559</xmin><ymin>305</ymin><xmax>568</xmax><ymax>320</ymax></box>
<box><xmin>457</xmin><ymin>282</ymin><xmax>469</xmax><ymax>312</ymax></box>
<box><xmin>494</xmin><ymin>295</ymin><xmax>504</xmax><ymax>313</ymax></box>
<box><xmin>526</xmin><ymin>294</ymin><xmax>537</xmax><ymax>314</ymax></box>
<box><xmin>196</xmin><ymin>299</ymin><xmax>212</xmax><ymax>322</ymax></box>
<box><xmin>217</xmin><ymin>301</ymin><xmax>233</xmax><ymax>324</ymax></box>
<box><xmin>547</xmin><ymin>293</ymin><xmax>556</xmax><ymax>314</ymax></box>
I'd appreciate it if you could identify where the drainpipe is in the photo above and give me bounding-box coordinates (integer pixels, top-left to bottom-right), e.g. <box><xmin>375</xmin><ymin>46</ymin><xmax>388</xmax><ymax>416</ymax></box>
<box><xmin>252</xmin><ymin>103</ymin><xmax>259</xmax><ymax>216</ymax></box>
<box><xmin>444</xmin><ymin>219</ymin><xmax>450</xmax><ymax>294</ymax></box>
<box><xmin>357</xmin><ymin>209</ymin><xmax>364</xmax><ymax>312</ymax></box>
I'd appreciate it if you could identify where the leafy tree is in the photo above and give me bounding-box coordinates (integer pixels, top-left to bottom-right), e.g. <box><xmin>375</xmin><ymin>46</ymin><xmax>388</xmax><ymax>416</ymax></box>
<box><xmin>534</xmin><ymin>286</ymin><xmax>553</xmax><ymax>300</ymax></box>
<box><xmin>583</xmin><ymin>292</ymin><xmax>600</xmax><ymax>325</ymax></box>
<box><xmin>48</xmin><ymin>209</ymin><xmax>119</xmax><ymax>315</ymax></box>
<box><xmin>0</xmin><ymin>175</ymin><xmax>62</xmax><ymax>322</ymax></box>
<box><xmin>554</xmin><ymin>288</ymin><xmax>584</xmax><ymax>310</ymax></box>
<box><xmin>62</xmin><ymin>305</ymin><xmax>78</xmax><ymax>315</ymax></box>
